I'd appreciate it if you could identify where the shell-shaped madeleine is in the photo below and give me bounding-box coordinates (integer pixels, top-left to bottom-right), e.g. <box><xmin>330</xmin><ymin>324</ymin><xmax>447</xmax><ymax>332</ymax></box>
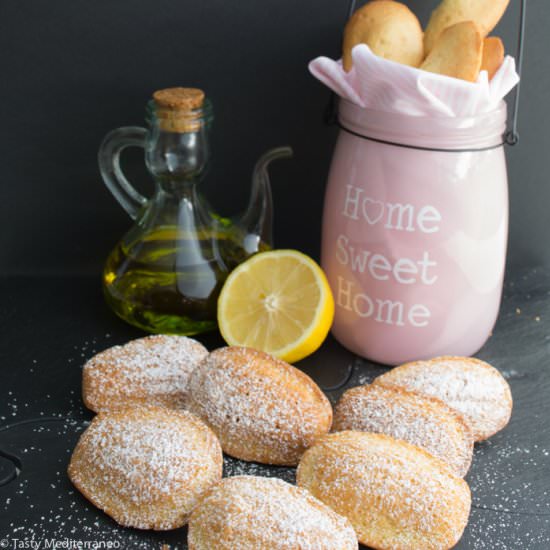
<box><xmin>297</xmin><ymin>431</ymin><xmax>471</xmax><ymax>550</ymax></box>
<box><xmin>188</xmin><ymin>476</ymin><xmax>358</xmax><ymax>549</ymax></box>
<box><xmin>187</xmin><ymin>346</ymin><xmax>332</xmax><ymax>465</ymax></box>
<box><xmin>333</xmin><ymin>383</ymin><xmax>474</xmax><ymax>476</ymax></box>
<box><xmin>68</xmin><ymin>405</ymin><xmax>222</xmax><ymax>530</ymax></box>
<box><xmin>374</xmin><ymin>356</ymin><xmax>513</xmax><ymax>441</ymax></box>
<box><xmin>82</xmin><ymin>335</ymin><xmax>208</xmax><ymax>412</ymax></box>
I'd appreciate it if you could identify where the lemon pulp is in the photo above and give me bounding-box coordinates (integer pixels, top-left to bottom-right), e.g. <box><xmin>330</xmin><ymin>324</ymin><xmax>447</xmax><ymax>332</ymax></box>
<box><xmin>217</xmin><ymin>250</ymin><xmax>334</xmax><ymax>363</ymax></box>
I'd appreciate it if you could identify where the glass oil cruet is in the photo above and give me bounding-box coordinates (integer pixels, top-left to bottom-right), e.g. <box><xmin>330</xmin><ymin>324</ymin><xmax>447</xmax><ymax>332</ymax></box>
<box><xmin>98</xmin><ymin>87</ymin><xmax>292</xmax><ymax>334</ymax></box>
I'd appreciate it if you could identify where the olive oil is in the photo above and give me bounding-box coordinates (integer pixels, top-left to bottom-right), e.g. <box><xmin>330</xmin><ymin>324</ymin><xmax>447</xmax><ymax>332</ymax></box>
<box><xmin>103</xmin><ymin>227</ymin><xmax>265</xmax><ymax>334</ymax></box>
<box><xmin>98</xmin><ymin>88</ymin><xmax>291</xmax><ymax>334</ymax></box>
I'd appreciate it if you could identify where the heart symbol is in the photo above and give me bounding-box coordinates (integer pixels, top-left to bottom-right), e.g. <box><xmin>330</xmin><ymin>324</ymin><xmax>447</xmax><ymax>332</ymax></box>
<box><xmin>362</xmin><ymin>197</ymin><xmax>385</xmax><ymax>225</ymax></box>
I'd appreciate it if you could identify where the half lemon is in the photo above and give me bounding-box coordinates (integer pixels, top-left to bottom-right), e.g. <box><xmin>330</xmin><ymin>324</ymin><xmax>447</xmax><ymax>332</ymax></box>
<box><xmin>217</xmin><ymin>250</ymin><xmax>334</xmax><ymax>363</ymax></box>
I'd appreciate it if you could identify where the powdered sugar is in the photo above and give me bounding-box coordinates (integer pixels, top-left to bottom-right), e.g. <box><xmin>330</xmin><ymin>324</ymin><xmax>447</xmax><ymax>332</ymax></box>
<box><xmin>68</xmin><ymin>406</ymin><xmax>222</xmax><ymax>529</ymax></box>
<box><xmin>333</xmin><ymin>383</ymin><xmax>474</xmax><ymax>476</ymax></box>
<box><xmin>297</xmin><ymin>432</ymin><xmax>471</xmax><ymax>550</ymax></box>
<box><xmin>187</xmin><ymin>347</ymin><xmax>332</xmax><ymax>465</ymax></box>
<box><xmin>188</xmin><ymin>475</ymin><xmax>358</xmax><ymax>550</ymax></box>
<box><xmin>374</xmin><ymin>357</ymin><xmax>513</xmax><ymax>441</ymax></box>
<box><xmin>82</xmin><ymin>335</ymin><xmax>208</xmax><ymax>412</ymax></box>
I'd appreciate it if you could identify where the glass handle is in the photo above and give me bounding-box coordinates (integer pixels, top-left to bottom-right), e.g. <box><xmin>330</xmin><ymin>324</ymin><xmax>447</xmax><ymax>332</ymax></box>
<box><xmin>98</xmin><ymin>126</ymin><xmax>148</xmax><ymax>220</ymax></box>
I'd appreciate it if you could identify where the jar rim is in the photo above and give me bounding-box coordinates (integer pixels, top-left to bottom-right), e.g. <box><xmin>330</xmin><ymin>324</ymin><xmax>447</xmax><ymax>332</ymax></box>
<box><xmin>338</xmin><ymin>99</ymin><xmax>507</xmax><ymax>150</ymax></box>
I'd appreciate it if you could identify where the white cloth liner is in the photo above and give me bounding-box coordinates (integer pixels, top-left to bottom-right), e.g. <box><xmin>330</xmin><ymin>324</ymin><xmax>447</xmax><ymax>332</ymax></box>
<box><xmin>309</xmin><ymin>44</ymin><xmax>520</xmax><ymax>118</ymax></box>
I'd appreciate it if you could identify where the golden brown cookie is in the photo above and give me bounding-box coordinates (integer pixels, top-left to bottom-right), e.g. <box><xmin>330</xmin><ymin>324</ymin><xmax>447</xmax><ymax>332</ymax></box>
<box><xmin>68</xmin><ymin>405</ymin><xmax>222</xmax><ymax>530</ymax></box>
<box><xmin>420</xmin><ymin>21</ymin><xmax>483</xmax><ymax>82</ymax></box>
<box><xmin>188</xmin><ymin>476</ymin><xmax>358</xmax><ymax>550</ymax></box>
<box><xmin>374</xmin><ymin>356</ymin><xmax>513</xmax><ymax>441</ymax></box>
<box><xmin>481</xmin><ymin>36</ymin><xmax>505</xmax><ymax>80</ymax></box>
<box><xmin>82</xmin><ymin>335</ymin><xmax>208</xmax><ymax>413</ymax></box>
<box><xmin>424</xmin><ymin>0</ymin><xmax>510</xmax><ymax>54</ymax></box>
<box><xmin>297</xmin><ymin>431</ymin><xmax>471</xmax><ymax>550</ymax></box>
<box><xmin>333</xmin><ymin>383</ymin><xmax>474</xmax><ymax>477</ymax></box>
<box><xmin>186</xmin><ymin>346</ymin><xmax>332</xmax><ymax>466</ymax></box>
<box><xmin>342</xmin><ymin>1</ymin><xmax>424</xmax><ymax>71</ymax></box>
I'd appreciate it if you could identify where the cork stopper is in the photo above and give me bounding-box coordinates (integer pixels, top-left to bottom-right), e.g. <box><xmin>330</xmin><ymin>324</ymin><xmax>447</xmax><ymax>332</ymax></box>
<box><xmin>152</xmin><ymin>87</ymin><xmax>206</xmax><ymax>133</ymax></box>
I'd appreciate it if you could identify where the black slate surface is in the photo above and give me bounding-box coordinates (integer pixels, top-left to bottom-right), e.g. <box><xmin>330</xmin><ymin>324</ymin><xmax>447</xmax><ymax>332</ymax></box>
<box><xmin>0</xmin><ymin>268</ymin><xmax>549</xmax><ymax>549</ymax></box>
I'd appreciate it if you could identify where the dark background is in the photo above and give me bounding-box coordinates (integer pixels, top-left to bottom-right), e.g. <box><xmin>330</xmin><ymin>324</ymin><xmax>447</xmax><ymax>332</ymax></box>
<box><xmin>1</xmin><ymin>4</ymin><xmax>549</xmax><ymax>548</ymax></box>
<box><xmin>0</xmin><ymin>0</ymin><xmax>547</xmax><ymax>276</ymax></box>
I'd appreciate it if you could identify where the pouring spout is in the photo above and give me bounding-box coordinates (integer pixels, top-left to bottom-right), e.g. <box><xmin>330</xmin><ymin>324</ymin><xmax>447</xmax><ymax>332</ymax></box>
<box><xmin>240</xmin><ymin>146</ymin><xmax>293</xmax><ymax>253</ymax></box>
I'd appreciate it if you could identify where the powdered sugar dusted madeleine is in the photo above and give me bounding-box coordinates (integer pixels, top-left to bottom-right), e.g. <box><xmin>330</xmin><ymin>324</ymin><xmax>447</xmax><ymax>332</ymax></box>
<box><xmin>82</xmin><ymin>335</ymin><xmax>208</xmax><ymax>412</ymax></box>
<box><xmin>374</xmin><ymin>356</ymin><xmax>513</xmax><ymax>441</ymax></box>
<box><xmin>333</xmin><ymin>384</ymin><xmax>474</xmax><ymax>477</ymax></box>
<box><xmin>68</xmin><ymin>406</ymin><xmax>222</xmax><ymax>530</ymax></box>
<box><xmin>297</xmin><ymin>431</ymin><xmax>471</xmax><ymax>550</ymax></box>
<box><xmin>188</xmin><ymin>476</ymin><xmax>358</xmax><ymax>550</ymax></box>
<box><xmin>187</xmin><ymin>346</ymin><xmax>332</xmax><ymax>465</ymax></box>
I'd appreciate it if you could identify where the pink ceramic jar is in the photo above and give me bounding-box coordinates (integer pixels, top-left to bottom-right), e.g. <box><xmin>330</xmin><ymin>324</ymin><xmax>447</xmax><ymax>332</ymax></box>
<box><xmin>322</xmin><ymin>99</ymin><xmax>508</xmax><ymax>365</ymax></box>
